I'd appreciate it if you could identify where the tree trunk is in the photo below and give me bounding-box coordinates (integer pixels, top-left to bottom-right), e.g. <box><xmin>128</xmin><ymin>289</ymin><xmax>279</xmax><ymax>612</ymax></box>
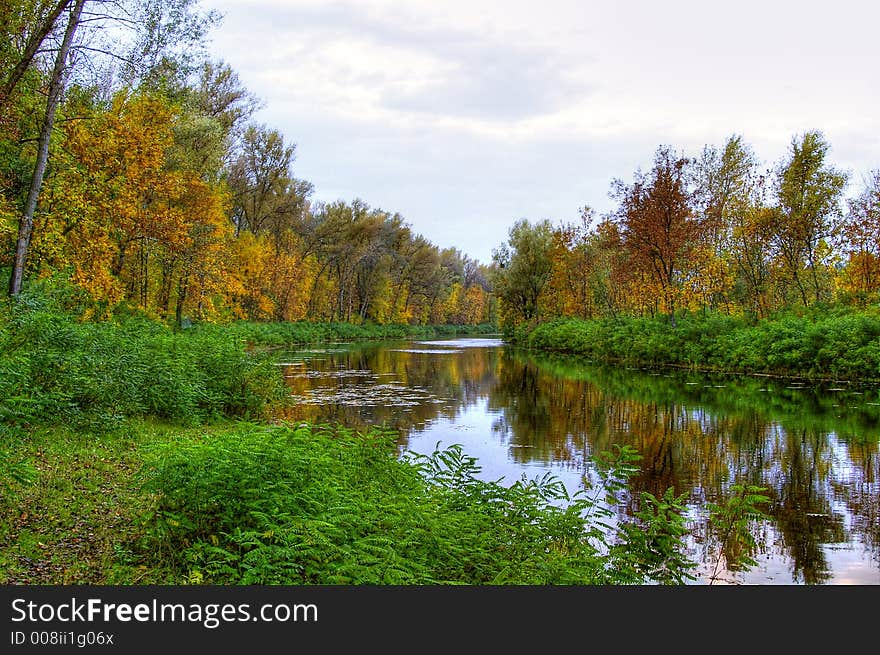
<box><xmin>176</xmin><ymin>273</ymin><xmax>190</xmax><ymax>328</ymax></box>
<box><xmin>158</xmin><ymin>257</ymin><xmax>175</xmax><ymax>316</ymax></box>
<box><xmin>8</xmin><ymin>0</ymin><xmax>85</xmax><ymax>296</ymax></box>
<box><xmin>0</xmin><ymin>0</ymin><xmax>73</xmax><ymax>108</ymax></box>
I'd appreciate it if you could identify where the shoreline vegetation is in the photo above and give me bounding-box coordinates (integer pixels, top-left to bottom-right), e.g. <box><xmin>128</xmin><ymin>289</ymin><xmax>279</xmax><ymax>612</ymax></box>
<box><xmin>220</xmin><ymin>319</ymin><xmax>498</xmax><ymax>350</ymax></box>
<box><xmin>508</xmin><ymin>306</ymin><xmax>880</xmax><ymax>383</ymax></box>
<box><xmin>2</xmin><ymin>289</ymin><xmax>770</xmax><ymax>586</ymax></box>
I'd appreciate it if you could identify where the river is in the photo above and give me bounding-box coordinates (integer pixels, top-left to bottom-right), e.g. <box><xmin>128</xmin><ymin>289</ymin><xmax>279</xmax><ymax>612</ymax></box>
<box><xmin>276</xmin><ymin>336</ymin><xmax>880</xmax><ymax>585</ymax></box>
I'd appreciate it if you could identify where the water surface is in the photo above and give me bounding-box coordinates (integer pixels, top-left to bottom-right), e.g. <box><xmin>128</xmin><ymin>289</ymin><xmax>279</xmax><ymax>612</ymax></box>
<box><xmin>278</xmin><ymin>337</ymin><xmax>880</xmax><ymax>585</ymax></box>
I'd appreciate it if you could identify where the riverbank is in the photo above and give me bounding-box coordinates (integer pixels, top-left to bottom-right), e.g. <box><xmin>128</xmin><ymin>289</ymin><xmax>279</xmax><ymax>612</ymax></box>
<box><xmin>1</xmin><ymin>293</ymin><xmax>707</xmax><ymax>585</ymax></box>
<box><xmin>509</xmin><ymin>307</ymin><xmax>880</xmax><ymax>381</ymax></box>
<box><xmin>0</xmin><ymin>415</ymin><xmax>703</xmax><ymax>585</ymax></box>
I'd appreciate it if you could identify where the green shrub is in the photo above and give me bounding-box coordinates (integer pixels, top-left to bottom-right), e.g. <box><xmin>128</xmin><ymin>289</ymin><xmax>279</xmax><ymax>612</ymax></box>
<box><xmin>515</xmin><ymin>307</ymin><xmax>880</xmax><ymax>380</ymax></box>
<box><xmin>139</xmin><ymin>425</ymin><xmax>700</xmax><ymax>585</ymax></box>
<box><xmin>0</xmin><ymin>296</ymin><xmax>283</xmax><ymax>427</ymax></box>
<box><xmin>199</xmin><ymin>320</ymin><xmax>498</xmax><ymax>348</ymax></box>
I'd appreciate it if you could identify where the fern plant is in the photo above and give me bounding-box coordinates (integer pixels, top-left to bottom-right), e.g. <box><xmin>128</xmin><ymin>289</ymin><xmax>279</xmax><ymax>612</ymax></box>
<box><xmin>704</xmin><ymin>483</ymin><xmax>771</xmax><ymax>584</ymax></box>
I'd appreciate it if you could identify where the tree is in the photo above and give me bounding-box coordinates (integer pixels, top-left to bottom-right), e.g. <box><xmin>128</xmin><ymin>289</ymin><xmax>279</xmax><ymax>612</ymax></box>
<box><xmin>6</xmin><ymin>0</ymin><xmax>221</xmax><ymax>296</ymax></box>
<box><xmin>226</xmin><ymin>124</ymin><xmax>310</xmax><ymax>240</ymax></box>
<box><xmin>34</xmin><ymin>91</ymin><xmax>232</xmax><ymax>317</ymax></box>
<box><xmin>729</xmin><ymin>202</ymin><xmax>778</xmax><ymax>318</ymax></box>
<box><xmin>687</xmin><ymin>136</ymin><xmax>758</xmax><ymax>311</ymax></box>
<box><xmin>691</xmin><ymin>135</ymin><xmax>756</xmax><ymax>252</ymax></box>
<box><xmin>611</xmin><ymin>146</ymin><xmax>699</xmax><ymax>323</ymax></box>
<box><xmin>111</xmin><ymin>0</ymin><xmax>220</xmax><ymax>93</ymax></box>
<box><xmin>491</xmin><ymin>218</ymin><xmax>554</xmax><ymax>326</ymax></box>
<box><xmin>772</xmin><ymin>130</ymin><xmax>848</xmax><ymax>305</ymax></box>
<box><xmin>9</xmin><ymin>0</ymin><xmax>85</xmax><ymax>296</ymax></box>
<box><xmin>543</xmin><ymin>207</ymin><xmax>615</xmax><ymax>319</ymax></box>
<box><xmin>0</xmin><ymin>0</ymin><xmax>73</xmax><ymax>107</ymax></box>
<box><xmin>839</xmin><ymin>170</ymin><xmax>880</xmax><ymax>295</ymax></box>
<box><xmin>190</xmin><ymin>59</ymin><xmax>261</xmax><ymax>160</ymax></box>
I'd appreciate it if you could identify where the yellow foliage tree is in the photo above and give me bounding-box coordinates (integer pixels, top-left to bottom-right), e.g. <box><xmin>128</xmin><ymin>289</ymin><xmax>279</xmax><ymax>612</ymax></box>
<box><xmin>37</xmin><ymin>91</ymin><xmax>236</xmax><ymax>320</ymax></box>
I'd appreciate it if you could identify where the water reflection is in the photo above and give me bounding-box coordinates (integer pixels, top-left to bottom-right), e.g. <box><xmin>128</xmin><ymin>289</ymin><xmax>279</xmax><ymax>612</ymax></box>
<box><xmin>277</xmin><ymin>338</ymin><xmax>880</xmax><ymax>585</ymax></box>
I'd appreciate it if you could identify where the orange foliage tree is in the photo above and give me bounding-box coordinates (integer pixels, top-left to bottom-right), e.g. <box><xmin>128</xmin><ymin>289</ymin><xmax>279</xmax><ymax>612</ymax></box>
<box><xmin>611</xmin><ymin>146</ymin><xmax>701</xmax><ymax>322</ymax></box>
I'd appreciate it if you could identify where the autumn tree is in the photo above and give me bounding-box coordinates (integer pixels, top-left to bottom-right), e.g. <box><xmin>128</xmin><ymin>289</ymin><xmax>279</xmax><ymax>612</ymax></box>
<box><xmin>383</xmin><ymin>231</ymin><xmax>436</xmax><ymax>324</ymax></box>
<box><xmin>8</xmin><ymin>0</ymin><xmax>85</xmax><ymax>296</ymax></box>
<box><xmin>542</xmin><ymin>207</ymin><xmax>617</xmax><ymax>319</ymax></box>
<box><xmin>223</xmin><ymin>122</ymin><xmax>314</xmax><ymax>319</ymax></box>
<box><xmin>6</xmin><ymin>0</ymin><xmax>220</xmax><ymax>296</ymax></box>
<box><xmin>838</xmin><ymin>170</ymin><xmax>880</xmax><ymax>297</ymax></box>
<box><xmin>441</xmin><ymin>249</ymin><xmax>491</xmax><ymax>324</ymax></box>
<box><xmin>33</xmin><ymin>91</ymin><xmax>233</xmax><ymax>321</ymax></box>
<box><xmin>611</xmin><ymin>146</ymin><xmax>699</xmax><ymax>323</ymax></box>
<box><xmin>2</xmin><ymin>1</ymin><xmax>496</xmax><ymax>327</ymax></box>
<box><xmin>729</xmin><ymin>203</ymin><xmax>778</xmax><ymax>318</ymax></box>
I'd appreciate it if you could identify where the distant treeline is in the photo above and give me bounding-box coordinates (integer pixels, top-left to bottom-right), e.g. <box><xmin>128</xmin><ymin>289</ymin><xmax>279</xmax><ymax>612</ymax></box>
<box><xmin>490</xmin><ymin>128</ymin><xmax>880</xmax><ymax>377</ymax></box>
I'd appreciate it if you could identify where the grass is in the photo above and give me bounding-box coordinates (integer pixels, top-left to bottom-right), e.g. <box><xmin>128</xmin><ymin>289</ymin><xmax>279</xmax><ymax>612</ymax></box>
<box><xmin>0</xmin><ymin>419</ymin><xmax>701</xmax><ymax>585</ymax></box>
<box><xmin>514</xmin><ymin>306</ymin><xmax>880</xmax><ymax>381</ymax></box>
<box><xmin>0</xmin><ymin>420</ymin><xmax>212</xmax><ymax>584</ymax></box>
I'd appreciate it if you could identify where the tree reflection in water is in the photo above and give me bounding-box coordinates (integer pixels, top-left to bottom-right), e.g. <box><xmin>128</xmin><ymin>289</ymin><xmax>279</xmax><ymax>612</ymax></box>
<box><xmin>276</xmin><ymin>338</ymin><xmax>880</xmax><ymax>584</ymax></box>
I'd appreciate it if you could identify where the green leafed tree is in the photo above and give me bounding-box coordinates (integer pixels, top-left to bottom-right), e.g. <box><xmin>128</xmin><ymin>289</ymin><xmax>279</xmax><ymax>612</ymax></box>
<box><xmin>491</xmin><ymin>218</ymin><xmax>554</xmax><ymax>328</ymax></box>
<box><xmin>0</xmin><ymin>0</ymin><xmax>74</xmax><ymax>108</ymax></box>
<box><xmin>772</xmin><ymin>130</ymin><xmax>848</xmax><ymax>306</ymax></box>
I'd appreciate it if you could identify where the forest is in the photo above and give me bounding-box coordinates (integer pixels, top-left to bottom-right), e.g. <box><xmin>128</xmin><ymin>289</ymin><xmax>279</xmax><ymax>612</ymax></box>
<box><xmin>493</xmin><ymin>133</ymin><xmax>878</xmax><ymax>327</ymax></box>
<box><xmin>2</xmin><ymin>0</ymin><xmax>495</xmax><ymax>327</ymax></box>
<box><xmin>490</xmin><ymin>133</ymin><xmax>880</xmax><ymax>379</ymax></box>
<box><xmin>4</xmin><ymin>1</ymin><xmax>880</xmax><ymax>347</ymax></box>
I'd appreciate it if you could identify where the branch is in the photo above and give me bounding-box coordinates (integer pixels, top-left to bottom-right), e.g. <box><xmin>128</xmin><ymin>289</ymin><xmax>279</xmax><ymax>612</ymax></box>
<box><xmin>77</xmin><ymin>15</ymin><xmax>136</xmax><ymax>26</ymax></box>
<box><xmin>55</xmin><ymin>114</ymin><xmax>98</xmax><ymax>123</ymax></box>
<box><xmin>1</xmin><ymin>0</ymin><xmax>75</xmax><ymax>104</ymax></box>
<box><xmin>70</xmin><ymin>44</ymin><xmax>137</xmax><ymax>66</ymax></box>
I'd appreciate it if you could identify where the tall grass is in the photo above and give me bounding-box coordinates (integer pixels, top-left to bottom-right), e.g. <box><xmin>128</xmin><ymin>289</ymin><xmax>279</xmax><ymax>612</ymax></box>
<box><xmin>0</xmin><ymin>290</ymin><xmax>284</xmax><ymax>427</ymax></box>
<box><xmin>516</xmin><ymin>307</ymin><xmax>880</xmax><ymax>380</ymax></box>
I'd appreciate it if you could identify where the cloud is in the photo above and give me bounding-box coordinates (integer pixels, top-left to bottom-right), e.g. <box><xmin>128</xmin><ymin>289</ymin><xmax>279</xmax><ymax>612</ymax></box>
<box><xmin>380</xmin><ymin>44</ymin><xmax>587</xmax><ymax>122</ymax></box>
<box><xmin>202</xmin><ymin>0</ymin><xmax>880</xmax><ymax>262</ymax></box>
<box><xmin>207</xmin><ymin>0</ymin><xmax>596</xmax><ymax>128</ymax></box>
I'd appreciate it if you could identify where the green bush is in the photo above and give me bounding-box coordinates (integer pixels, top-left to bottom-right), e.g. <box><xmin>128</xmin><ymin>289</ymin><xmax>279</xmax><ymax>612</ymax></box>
<box><xmin>0</xmin><ymin>294</ymin><xmax>283</xmax><ymax>427</ymax></box>
<box><xmin>139</xmin><ymin>425</ymin><xmax>699</xmax><ymax>585</ymax></box>
<box><xmin>201</xmin><ymin>320</ymin><xmax>497</xmax><ymax>348</ymax></box>
<box><xmin>515</xmin><ymin>307</ymin><xmax>880</xmax><ymax>380</ymax></box>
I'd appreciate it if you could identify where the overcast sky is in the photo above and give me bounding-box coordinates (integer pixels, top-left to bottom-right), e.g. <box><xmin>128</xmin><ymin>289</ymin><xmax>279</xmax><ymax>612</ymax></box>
<box><xmin>199</xmin><ymin>0</ymin><xmax>880</xmax><ymax>263</ymax></box>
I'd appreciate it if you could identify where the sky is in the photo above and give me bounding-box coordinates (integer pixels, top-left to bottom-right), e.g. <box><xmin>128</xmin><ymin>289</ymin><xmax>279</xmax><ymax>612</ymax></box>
<box><xmin>198</xmin><ymin>0</ymin><xmax>880</xmax><ymax>264</ymax></box>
